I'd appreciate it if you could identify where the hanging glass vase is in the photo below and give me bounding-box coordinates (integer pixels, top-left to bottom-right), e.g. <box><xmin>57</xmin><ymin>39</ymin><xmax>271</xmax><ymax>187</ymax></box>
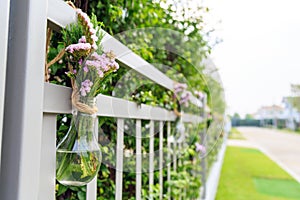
<box><xmin>176</xmin><ymin>120</ymin><xmax>186</xmax><ymax>143</ymax></box>
<box><xmin>56</xmin><ymin>97</ymin><xmax>101</xmax><ymax>186</ymax></box>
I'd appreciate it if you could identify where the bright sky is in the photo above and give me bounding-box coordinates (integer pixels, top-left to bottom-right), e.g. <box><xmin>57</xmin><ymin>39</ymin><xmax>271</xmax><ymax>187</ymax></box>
<box><xmin>205</xmin><ymin>0</ymin><xmax>300</xmax><ymax>117</ymax></box>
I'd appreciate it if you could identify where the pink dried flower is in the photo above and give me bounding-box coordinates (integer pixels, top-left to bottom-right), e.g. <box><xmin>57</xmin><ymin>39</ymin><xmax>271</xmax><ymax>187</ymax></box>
<box><xmin>80</xmin><ymin>79</ymin><xmax>93</xmax><ymax>96</ymax></box>
<box><xmin>174</xmin><ymin>83</ymin><xmax>187</xmax><ymax>94</ymax></box>
<box><xmin>195</xmin><ymin>143</ymin><xmax>206</xmax><ymax>154</ymax></box>
<box><xmin>90</xmin><ymin>52</ymin><xmax>101</xmax><ymax>60</ymax></box>
<box><xmin>97</xmin><ymin>70</ymin><xmax>104</xmax><ymax>78</ymax></box>
<box><xmin>179</xmin><ymin>91</ymin><xmax>191</xmax><ymax>107</ymax></box>
<box><xmin>78</xmin><ymin>36</ymin><xmax>86</xmax><ymax>43</ymax></box>
<box><xmin>194</xmin><ymin>91</ymin><xmax>204</xmax><ymax>100</ymax></box>
<box><xmin>90</xmin><ymin>28</ymin><xmax>96</xmax><ymax>35</ymax></box>
<box><xmin>85</xmin><ymin>60</ymin><xmax>101</xmax><ymax>68</ymax></box>
<box><xmin>83</xmin><ymin>65</ymin><xmax>89</xmax><ymax>72</ymax></box>
<box><xmin>91</xmin><ymin>43</ymin><xmax>98</xmax><ymax>50</ymax></box>
<box><xmin>91</xmin><ymin>34</ymin><xmax>98</xmax><ymax>42</ymax></box>
<box><xmin>77</xmin><ymin>9</ymin><xmax>90</xmax><ymax>25</ymax></box>
<box><xmin>87</xmin><ymin>22</ymin><xmax>93</xmax><ymax>29</ymax></box>
<box><xmin>65</xmin><ymin>43</ymin><xmax>91</xmax><ymax>54</ymax></box>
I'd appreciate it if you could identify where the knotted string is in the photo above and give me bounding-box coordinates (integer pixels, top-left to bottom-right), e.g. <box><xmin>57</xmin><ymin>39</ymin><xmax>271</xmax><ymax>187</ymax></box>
<box><xmin>68</xmin><ymin>64</ymin><xmax>98</xmax><ymax>115</ymax></box>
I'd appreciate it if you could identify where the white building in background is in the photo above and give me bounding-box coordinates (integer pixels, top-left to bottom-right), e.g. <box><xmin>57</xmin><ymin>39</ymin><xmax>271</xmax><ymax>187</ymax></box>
<box><xmin>254</xmin><ymin>105</ymin><xmax>284</xmax><ymax>119</ymax></box>
<box><xmin>253</xmin><ymin>105</ymin><xmax>284</xmax><ymax>127</ymax></box>
<box><xmin>282</xmin><ymin>97</ymin><xmax>300</xmax><ymax>130</ymax></box>
<box><xmin>253</xmin><ymin>99</ymin><xmax>300</xmax><ymax>130</ymax></box>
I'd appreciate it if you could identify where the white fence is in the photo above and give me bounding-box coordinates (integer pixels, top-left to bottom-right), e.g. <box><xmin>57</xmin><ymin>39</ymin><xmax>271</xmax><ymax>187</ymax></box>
<box><xmin>0</xmin><ymin>0</ymin><xmax>215</xmax><ymax>199</ymax></box>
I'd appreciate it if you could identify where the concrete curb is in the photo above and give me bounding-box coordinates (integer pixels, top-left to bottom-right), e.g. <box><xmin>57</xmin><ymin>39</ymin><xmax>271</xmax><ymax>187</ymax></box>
<box><xmin>228</xmin><ymin>138</ymin><xmax>300</xmax><ymax>184</ymax></box>
<box><xmin>257</xmin><ymin>146</ymin><xmax>300</xmax><ymax>184</ymax></box>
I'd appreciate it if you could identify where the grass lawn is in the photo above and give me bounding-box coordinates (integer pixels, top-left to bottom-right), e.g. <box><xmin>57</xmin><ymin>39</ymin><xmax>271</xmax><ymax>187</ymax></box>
<box><xmin>228</xmin><ymin>128</ymin><xmax>245</xmax><ymax>140</ymax></box>
<box><xmin>216</xmin><ymin>146</ymin><xmax>300</xmax><ymax>200</ymax></box>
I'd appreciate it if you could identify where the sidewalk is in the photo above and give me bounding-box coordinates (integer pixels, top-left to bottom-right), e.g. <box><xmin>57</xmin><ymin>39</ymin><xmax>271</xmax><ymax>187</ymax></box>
<box><xmin>234</xmin><ymin>127</ymin><xmax>300</xmax><ymax>183</ymax></box>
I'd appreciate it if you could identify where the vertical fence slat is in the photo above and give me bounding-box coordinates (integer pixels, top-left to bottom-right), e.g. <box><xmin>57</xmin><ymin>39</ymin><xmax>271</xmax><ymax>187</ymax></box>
<box><xmin>167</xmin><ymin>121</ymin><xmax>171</xmax><ymax>199</ymax></box>
<box><xmin>115</xmin><ymin>118</ymin><xmax>124</xmax><ymax>200</ymax></box>
<box><xmin>136</xmin><ymin>119</ymin><xmax>142</xmax><ymax>199</ymax></box>
<box><xmin>200</xmin><ymin>130</ymin><xmax>206</xmax><ymax>199</ymax></box>
<box><xmin>86</xmin><ymin>117</ymin><xmax>99</xmax><ymax>200</ymax></box>
<box><xmin>173</xmin><ymin>140</ymin><xmax>177</xmax><ymax>171</ymax></box>
<box><xmin>178</xmin><ymin>142</ymin><xmax>182</xmax><ymax>200</ymax></box>
<box><xmin>0</xmin><ymin>0</ymin><xmax>10</xmax><ymax>169</ymax></box>
<box><xmin>38</xmin><ymin>114</ymin><xmax>56</xmax><ymax>200</ymax></box>
<box><xmin>178</xmin><ymin>142</ymin><xmax>182</xmax><ymax>167</ymax></box>
<box><xmin>200</xmin><ymin>94</ymin><xmax>207</xmax><ymax>199</ymax></box>
<box><xmin>86</xmin><ymin>172</ymin><xmax>97</xmax><ymax>200</ymax></box>
<box><xmin>159</xmin><ymin>121</ymin><xmax>164</xmax><ymax>200</ymax></box>
<box><xmin>149</xmin><ymin>120</ymin><xmax>155</xmax><ymax>196</ymax></box>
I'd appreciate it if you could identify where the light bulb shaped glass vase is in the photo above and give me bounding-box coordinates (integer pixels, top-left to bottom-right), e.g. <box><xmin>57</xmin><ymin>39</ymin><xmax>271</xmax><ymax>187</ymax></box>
<box><xmin>56</xmin><ymin>97</ymin><xmax>101</xmax><ymax>186</ymax></box>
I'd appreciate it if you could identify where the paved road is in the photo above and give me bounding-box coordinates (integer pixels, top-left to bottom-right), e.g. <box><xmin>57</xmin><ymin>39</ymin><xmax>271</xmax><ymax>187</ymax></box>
<box><xmin>236</xmin><ymin>127</ymin><xmax>300</xmax><ymax>183</ymax></box>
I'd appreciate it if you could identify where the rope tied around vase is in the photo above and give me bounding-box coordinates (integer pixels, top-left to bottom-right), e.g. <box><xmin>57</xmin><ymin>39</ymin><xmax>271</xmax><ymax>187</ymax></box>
<box><xmin>68</xmin><ymin>63</ymin><xmax>98</xmax><ymax>115</ymax></box>
<box><xmin>173</xmin><ymin>108</ymin><xmax>182</xmax><ymax>117</ymax></box>
<box><xmin>173</xmin><ymin>81</ymin><xmax>188</xmax><ymax>117</ymax></box>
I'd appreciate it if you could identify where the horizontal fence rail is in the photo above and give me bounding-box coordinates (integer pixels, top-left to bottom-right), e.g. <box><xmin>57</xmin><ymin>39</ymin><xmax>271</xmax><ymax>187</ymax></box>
<box><xmin>44</xmin><ymin>83</ymin><xmax>203</xmax><ymax>123</ymax></box>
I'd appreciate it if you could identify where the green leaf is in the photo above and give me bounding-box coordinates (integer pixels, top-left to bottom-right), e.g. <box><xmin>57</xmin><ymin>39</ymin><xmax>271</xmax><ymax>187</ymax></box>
<box><xmin>57</xmin><ymin>184</ymin><xmax>68</xmax><ymax>196</ymax></box>
<box><xmin>77</xmin><ymin>191</ymin><xmax>86</xmax><ymax>200</ymax></box>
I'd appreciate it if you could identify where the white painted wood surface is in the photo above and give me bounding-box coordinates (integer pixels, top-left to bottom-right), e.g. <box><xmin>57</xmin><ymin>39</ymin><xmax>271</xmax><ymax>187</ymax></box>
<box><xmin>44</xmin><ymin>83</ymin><xmax>202</xmax><ymax>123</ymax></box>
<box><xmin>38</xmin><ymin>114</ymin><xmax>56</xmax><ymax>200</ymax></box>
<box><xmin>0</xmin><ymin>0</ymin><xmax>48</xmax><ymax>199</ymax></box>
<box><xmin>149</xmin><ymin>120</ymin><xmax>155</xmax><ymax>197</ymax></box>
<box><xmin>136</xmin><ymin>119</ymin><xmax>142</xmax><ymax>199</ymax></box>
<box><xmin>86</xmin><ymin>117</ymin><xmax>99</xmax><ymax>200</ymax></box>
<box><xmin>115</xmin><ymin>118</ymin><xmax>124</xmax><ymax>200</ymax></box>
<box><xmin>159</xmin><ymin>121</ymin><xmax>164</xmax><ymax>200</ymax></box>
<box><xmin>0</xmin><ymin>0</ymin><xmax>10</xmax><ymax>169</ymax></box>
<box><xmin>167</xmin><ymin>121</ymin><xmax>171</xmax><ymax>200</ymax></box>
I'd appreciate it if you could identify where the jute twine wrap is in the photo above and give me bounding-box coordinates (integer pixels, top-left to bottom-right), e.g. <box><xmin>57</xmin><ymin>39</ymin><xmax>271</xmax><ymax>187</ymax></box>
<box><xmin>173</xmin><ymin>82</ymin><xmax>182</xmax><ymax>117</ymax></box>
<box><xmin>174</xmin><ymin>108</ymin><xmax>182</xmax><ymax>117</ymax></box>
<box><xmin>45</xmin><ymin>1</ymin><xmax>98</xmax><ymax>115</ymax></box>
<box><xmin>66</xmin><ymin>1</ymin><xmax>76</xmax><ymax>9</ymax></box>
<box><xmin>68</xmin><ymin>64</ymin><xmax>98</xmax><ymax>115</ymax></box>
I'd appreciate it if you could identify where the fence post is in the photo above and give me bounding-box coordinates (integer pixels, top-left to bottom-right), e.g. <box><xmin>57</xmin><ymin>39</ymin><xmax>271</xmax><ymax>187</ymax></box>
<box><xmin>0</xmin><ymin>0</ymin><xmax>47</xmax><ymax>199</ymax></box>
<box><xmin>0</xmin><ymin>0</ymin><xmax>10</xmax><ymax>170</ymax></box>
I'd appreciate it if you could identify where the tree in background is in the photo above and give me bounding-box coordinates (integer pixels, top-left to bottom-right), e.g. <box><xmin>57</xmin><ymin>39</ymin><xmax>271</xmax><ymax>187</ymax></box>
<box><xmin>245</xmin><ymin>114</ymin><xmax>254</xmax><ymax>120</ymax></box>
<box><xmin>233</xmin><ymin>113</ymin><xmax>241</xmax><ymax>119</ymax></box>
